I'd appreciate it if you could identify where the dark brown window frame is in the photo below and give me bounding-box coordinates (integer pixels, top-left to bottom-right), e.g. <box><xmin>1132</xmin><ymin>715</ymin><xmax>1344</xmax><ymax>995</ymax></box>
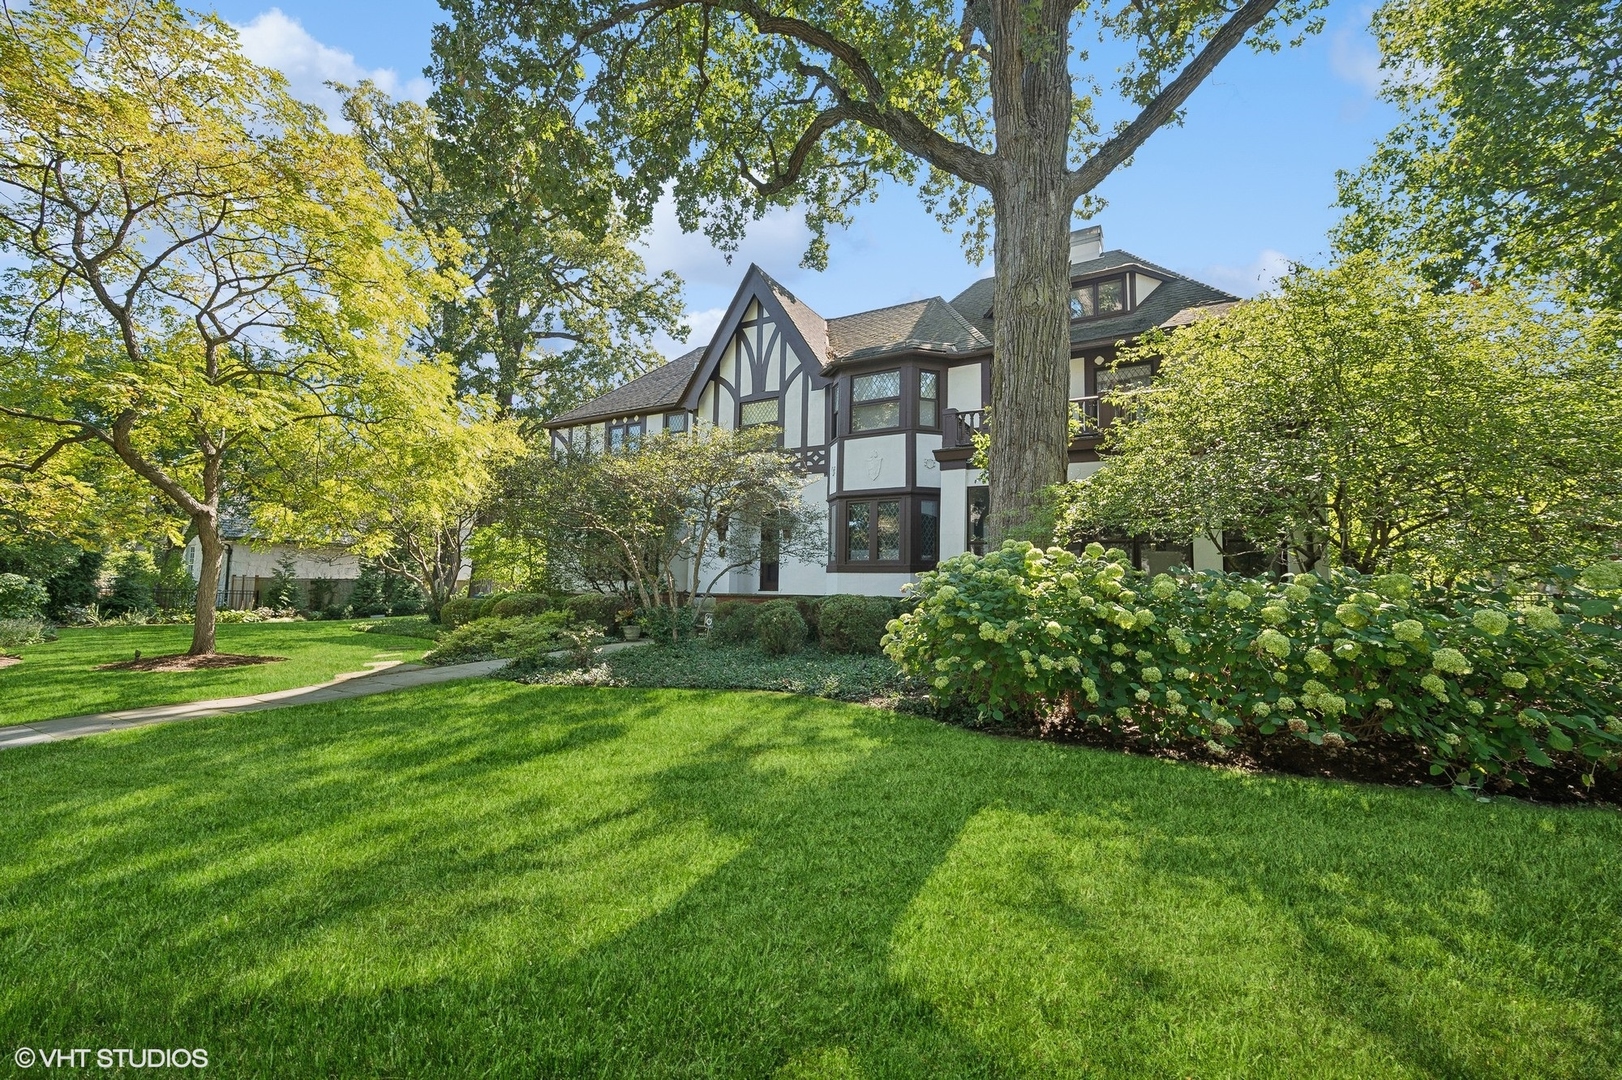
<box><xmin>833</xmin><ymin>492</ymin><xmax>942</xmax><ymax>572</ymax></box>
<box><xmin>605</xmin><ymin>417</ymin><xmax>644</xmax><ymax>451</ymax></box>
<box><xmin>738</xmin><ymin>394</ymin><xmax>784</xmax><ymax>448</ymax></box>
<box><xmin>1070</xmin><ymin>274</ymin><xmax>1130</xmax><ymax>322</ymax></box>
<box><xmin>832</xmin><ymin>359</ymin><xmax>956</xmax><ymax>437</ymax></box>
<box><xmin>849</xmin><ymin>369</ymin><xmax>903</xmax><ymax>433</ymax></box>
<box><xmin>917</xmin><ymin>368</ymin><xmax>942</xmax><ymax>430</ymax></box>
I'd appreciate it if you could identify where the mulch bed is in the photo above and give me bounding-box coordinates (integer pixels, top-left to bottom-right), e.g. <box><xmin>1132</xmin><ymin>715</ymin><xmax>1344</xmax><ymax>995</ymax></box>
<box><xmin>95</xmin><ymin>653</ymin><xmax>287</xmax><ymax>673</ymax></box>
<box><xmin>924</xmin><ymin>701</ymin><xmax>1621</xmax><ymax>807</ymax></box>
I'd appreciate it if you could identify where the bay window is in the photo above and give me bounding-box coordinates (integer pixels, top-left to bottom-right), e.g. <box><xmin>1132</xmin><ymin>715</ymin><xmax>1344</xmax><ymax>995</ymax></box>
<box><xmin>850</xmin><ymin>370</ymin><xmax>901</xmax><ymax>431</ymax></box>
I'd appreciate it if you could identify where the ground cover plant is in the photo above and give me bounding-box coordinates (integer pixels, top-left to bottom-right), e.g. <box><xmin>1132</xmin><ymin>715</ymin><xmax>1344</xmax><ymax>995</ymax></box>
<box><xmin>515</xmin><ymin>641</ymin><xmax>915</xmax><ymax>704</ymax></box>
<box><xmin>887</xmin><ymin>542</ymin><xmax>1622</xmax><ymax>792</ymax></box>
<box><xmin>0</xmin><ymin>622</ymin><xmax>433</xmax><ymax>726</ymax></box>
<box><xmin>0</xmin><ymin>681</ymin><xmax>1618</xmax><ymax>1077</ymax></box>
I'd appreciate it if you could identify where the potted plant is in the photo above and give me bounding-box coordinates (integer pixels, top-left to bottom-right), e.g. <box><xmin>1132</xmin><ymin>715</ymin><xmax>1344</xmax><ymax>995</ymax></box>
<box><xmin>619</xmin><ymin>608</ymin><xmax>641</xmax><ymax>640</ymax></box>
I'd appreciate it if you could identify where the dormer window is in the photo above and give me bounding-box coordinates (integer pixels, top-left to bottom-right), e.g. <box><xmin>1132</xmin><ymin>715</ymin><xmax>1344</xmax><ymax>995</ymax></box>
<box><xmin>1071</xmin><ymin>275</ymin><xmax>1127</xmax><ymax>320</ymax></box>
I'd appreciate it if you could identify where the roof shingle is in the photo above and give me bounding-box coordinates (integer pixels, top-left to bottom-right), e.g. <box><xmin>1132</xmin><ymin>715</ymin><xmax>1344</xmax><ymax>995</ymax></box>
<box><xmin>547</xmin><ymin>347</ymin><xmax>704</xmax><ymax>426</ymax></box>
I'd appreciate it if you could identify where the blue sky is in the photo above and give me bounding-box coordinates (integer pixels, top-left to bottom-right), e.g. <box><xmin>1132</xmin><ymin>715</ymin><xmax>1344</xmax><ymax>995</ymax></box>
<box><xmin>211</xmin><ymin>1</ymin><xmax>1399</xmax><ymax>349</ymax></box>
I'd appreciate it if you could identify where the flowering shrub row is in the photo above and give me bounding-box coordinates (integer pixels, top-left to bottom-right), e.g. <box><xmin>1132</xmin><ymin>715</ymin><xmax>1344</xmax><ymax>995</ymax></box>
<box><xmin>884</xmin><ymin>542</ymin><xmax>1622</xmax><ymax>788</ymax></box>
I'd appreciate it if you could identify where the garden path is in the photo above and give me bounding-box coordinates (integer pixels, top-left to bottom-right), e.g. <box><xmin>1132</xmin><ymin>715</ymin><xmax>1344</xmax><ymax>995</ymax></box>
<box><xmin>0</xmin><ymin>659</ymin><xmax>509</xmax><ymax>750</ymax></box>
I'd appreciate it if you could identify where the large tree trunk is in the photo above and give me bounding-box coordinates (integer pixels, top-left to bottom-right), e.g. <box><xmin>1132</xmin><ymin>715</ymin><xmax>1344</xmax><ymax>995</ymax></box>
<box><xmin>190</xmin><ymin>516</ymin><xmax>223</xmax><ymax>656</ymax></box>
<box><xmin>987</xmin><ymin>180</ymin><xmax>1073</xmax><ymax>544</ymax></box>
<box><xmin>985</xmin><ymin>0</ymin><xmax>1076</xmax><ymax>544</ymax></box>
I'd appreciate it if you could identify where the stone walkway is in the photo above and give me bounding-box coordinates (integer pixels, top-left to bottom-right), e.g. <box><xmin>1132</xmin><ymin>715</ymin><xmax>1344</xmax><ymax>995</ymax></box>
<box><xmin>0</xmin><ymin>659</ymin><xmax>510</xmax><ymax>751</ymax></box>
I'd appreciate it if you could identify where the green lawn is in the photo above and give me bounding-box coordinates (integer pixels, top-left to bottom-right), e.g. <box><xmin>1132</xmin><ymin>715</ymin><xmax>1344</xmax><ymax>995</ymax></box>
<box><xmin>1</xmin><ymin>684</ymin><xmax>1618</xmax><ymax>1077</ymax></box>
<box><xmin>0</xmin><ymin>622</ymin><xmax>433</xmax><ymax>726</ymax></box>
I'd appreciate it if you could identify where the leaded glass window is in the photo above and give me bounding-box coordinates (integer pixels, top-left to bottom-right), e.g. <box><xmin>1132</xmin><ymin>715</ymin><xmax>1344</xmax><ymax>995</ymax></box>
<box><xmin>665</xmin><ymin>411</ymin><xmax>689</xmax><ymax>432</ymax></box>
<box><xmin>739</xmin><ymin>397</ymin><xmax>780</xmax><ymax>428</ymax></box>
<box><xmin>920</xmin><ymin>498</ymin><xmax>939</xmax><ymax>563</ymax></box>
<box><xmin>846</xmin><ymin>502</ymin><xmax>871</xmax><ymax>561</ymax></box>
<box><xmin>877</xmin><ymin>500</ymin><xmax>901</xmax><ymax>561</ymax></box>
<box><xmin>919</xmin><ymin>370</ymin><xmax>939</xmax><ymax>428</ymax></box>
<box><xmin>851</xmin><ymin>370</ymin><xmax>901</xmax><ymax>431</ymax></box>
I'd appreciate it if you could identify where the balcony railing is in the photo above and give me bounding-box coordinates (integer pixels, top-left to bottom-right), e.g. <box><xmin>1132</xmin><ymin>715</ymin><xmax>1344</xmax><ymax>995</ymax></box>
<box><xmin>941</xmin><ymin>396</ymin><xmax>1108</xmax><ymax>450</ymax></box>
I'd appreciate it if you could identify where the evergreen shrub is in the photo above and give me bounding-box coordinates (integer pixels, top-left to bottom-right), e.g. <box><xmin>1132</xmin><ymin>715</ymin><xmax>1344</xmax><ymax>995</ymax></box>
<box><xmin>885</xmin><ymin>541</ymin><xmax>1622</xmax><ymax>789</ymax></box>
<box><xmin>754</xmin><ymin>599</ymin><xmax>807</xmax><ymax>656</ymax></box>
<box><xmin>490</xmin><ymin>592</ymin><xmax>551</xmax><ymax>618</ymax></box>
<box><xmin>819</xmin><ymin>594</ymin><xmax>894</xmax><ymax>654</ymax></box>
<box><xmin>708</xmin><ymin>600</ymin><xmax>760</xmax><ymax>646</ymax></box>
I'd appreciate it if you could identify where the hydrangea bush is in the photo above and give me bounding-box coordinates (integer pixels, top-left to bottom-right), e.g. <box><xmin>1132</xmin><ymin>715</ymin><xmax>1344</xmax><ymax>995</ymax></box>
<box><xmin>884</xmin><ymin>541</ymin><xmax>1622</xmax><ymax>789</ymax></box>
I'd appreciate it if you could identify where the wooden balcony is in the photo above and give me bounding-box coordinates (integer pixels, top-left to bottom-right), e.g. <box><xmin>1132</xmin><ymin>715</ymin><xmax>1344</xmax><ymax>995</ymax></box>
<box><xmin>940</xmin><ymin>395</ymin><xmax>1110</xmax><ymax>451</ymax></box>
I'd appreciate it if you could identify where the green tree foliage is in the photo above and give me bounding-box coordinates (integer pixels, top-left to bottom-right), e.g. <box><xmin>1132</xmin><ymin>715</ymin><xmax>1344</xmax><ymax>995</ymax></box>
<box><xmin>1060</xmin><ymin>257</ymin><xmax>1622</xmax><ymax>580</ymax></box>
<box><xmin>260</xmin><ymin>406</ymin><xmax>524</xmax><ymax>624</ymax></box>
<box><xmin>500</xmin><ymin>426</ymin><xmax>825</xmax><ymax>636</ymax></box>
<box><xmin>431</xmin><ymin>0</ymin><xmax>1326</xmax><ymax>537</ymax></box>
<box><xmin>339</xmin><ymin>84</ymin><xmax>686</xmax><ymax>423</ymax></box>
<box><xmin>0</xmin><ymin>0</ymin><xmax>445</xmax><ymax>654</ymax></box>
<box><xmin>1336</xmin><ymin>0</ymin><xmax>1622</xmax><ymax>306</ymax></box>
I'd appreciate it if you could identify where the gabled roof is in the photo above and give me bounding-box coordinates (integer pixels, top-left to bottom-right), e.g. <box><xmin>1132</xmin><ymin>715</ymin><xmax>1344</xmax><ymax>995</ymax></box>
<box><xmin>548</xmin><ymin>242</ymin><xmax>1239</xmax><ymax>430</ymax></box>
<box><xmin>762</xmin><ymin>269</ymin><xmax>828</xmax><ymax>367</ymax></box>
<box><xmin>826</xmin><ymin>297</ymin><xmax>990</xmax><ymax>363</ymax></box>
<box><xmin>947</xmin><ymin>248</ymin><xmax>1239</xmax><ymax>348</ymax></box>
<box><xmin>548</xmin><ymin>347</ymin><xmax>704</xmax><ymax>426</ymax></box>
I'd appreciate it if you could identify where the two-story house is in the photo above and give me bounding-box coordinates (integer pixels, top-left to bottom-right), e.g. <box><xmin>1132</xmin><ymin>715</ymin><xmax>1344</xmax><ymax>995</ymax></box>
<box><xmin>545</xmin><ymin>227</ymin><xmax>1239</xmax><ymax>598</ymax></box>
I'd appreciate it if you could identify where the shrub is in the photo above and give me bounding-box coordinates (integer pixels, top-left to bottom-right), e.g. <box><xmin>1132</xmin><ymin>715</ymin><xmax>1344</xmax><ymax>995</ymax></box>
<box><xmin>0</xmin><ymin>574</ymin><xmax>48</xmax><ymax>620</ymax></box>
<box><xmin>384</xmin><ymin>575</ymin><xmax>425</xmax><ymax>616</ymax></box>
<box><xmin>708</xmin><ymin>600</ymin><xmax>760</xmax><ymax>646</ymax></box>
<box><xmin>0</xmin><ymin>618</ymin><xmax>54</xmax><ymax>655</ymax></box>
<box><xmin>424</xmin><ymin>612</ymin><xmax>600</xmax><ymax>667</ymax></box>
<box><xmin>101</xmin><ymin>551</ymin><xmax>157</xmax><ymax>617</ymax></box>
<box><xmin>886</xmin><ymin>541</ymin><xmax>1622</xmax><ymax>790</ymax></box>
<box><xmin>43</xmin><ymin>550</ymin><xmax>102</xmax><ymax>619</ymax></box>
<box><xmin>755</xmin><ymin>599</ymin><xmax>807</xmax><ymax>656</ymax></box>
<box><xmin>439</xmin><ymin>595</ymin><xmax>481</xmax><ymax>629</ymax></box>
<box><xmin>563</xmin><ymin>593</ymin><xmax>622</xmax><ymax>635</ymax></box>
<box><xmin>349</xmin><ymin>564</ymin><xmax>389</xmax><ymax>617</ymax></box>
<box><xmin>792</xmin><ymin>595</ymin><xmax>823</xmax><ymax>636</ymax></box>
<box><xmin>819</xmin><ymin>594</ymin><xmax>894</xmax><ymax>654</ymax></box>
<box><xmin>490</xmin><ymin>592</ymin><xmax>551</xmax><ymax>618</ymax></box>
<box><xmin>634</xmin><ymin>604</ymin><xmax>698</xmax><ymax>643</ymax></box>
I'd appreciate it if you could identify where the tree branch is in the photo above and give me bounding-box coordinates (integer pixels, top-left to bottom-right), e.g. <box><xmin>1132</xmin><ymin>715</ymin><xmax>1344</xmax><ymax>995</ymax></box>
<box><xmin>1068</xmin><ymin>0</ymin><xmax>1280</xmax><ymax>199</ymax></box>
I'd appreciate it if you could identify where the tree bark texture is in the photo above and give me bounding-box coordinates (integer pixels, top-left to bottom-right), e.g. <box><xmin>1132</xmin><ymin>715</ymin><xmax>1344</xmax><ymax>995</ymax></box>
<box><xmin>985</xmin><ymin>0</ymin><xmax>1075</xmax><ymax>544</ymax></box>
<box><xmin>190</xmin><ymin>517</ymin><xmax>222</xmax><ymax>656</ymax></box>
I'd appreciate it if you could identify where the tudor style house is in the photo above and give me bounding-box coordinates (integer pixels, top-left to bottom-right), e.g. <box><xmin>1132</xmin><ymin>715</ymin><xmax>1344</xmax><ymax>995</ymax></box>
<box><xmin>545</xmin><ymin>227</ymin><xmax>1239</xmax><ymax>598</ymax></box>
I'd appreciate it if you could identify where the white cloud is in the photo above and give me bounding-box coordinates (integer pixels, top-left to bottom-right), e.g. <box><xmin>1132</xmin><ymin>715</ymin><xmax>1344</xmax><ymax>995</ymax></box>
<box><xmin>637</xmin><ymin>189</ymin><xmax>812</xmax><ymax>289</ymax></box>
<box><xmin>233</xmin><ymin>9</ymin><xmax>431</xmax><ymax>126</ymax></box>
<box><xmin>1329</xmin><ymin>25</ymin><xmax>1384</xmax><ymax>97</ymax></box>
<box><xmin>651</xmin><ymin>306</ymin><xmax>728</xmax><ymax>355</ymax></box>
<box><xmin>1201</xmin><ymin>249</ymin><xmax>1292</xmax><ymax>297</ymax></box>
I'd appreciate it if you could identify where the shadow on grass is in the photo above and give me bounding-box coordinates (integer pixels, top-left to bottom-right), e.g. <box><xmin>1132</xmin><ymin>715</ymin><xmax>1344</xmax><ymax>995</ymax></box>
<box><xmin>0</xmin><ymin>682</ymin><xmax>1618</xmax><ymax>1078</ymax></box>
